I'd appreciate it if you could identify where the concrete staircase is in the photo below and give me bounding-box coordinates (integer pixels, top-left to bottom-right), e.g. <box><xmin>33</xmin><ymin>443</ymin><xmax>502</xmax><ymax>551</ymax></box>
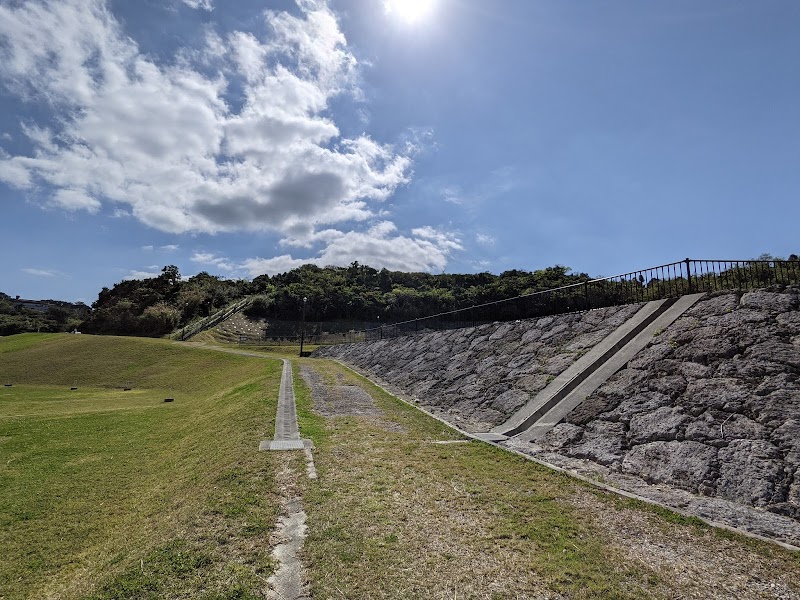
<box><xmin>476</xmin><ymin>293</ymin><xmax>706</xmax><ymax>443</ymax></box>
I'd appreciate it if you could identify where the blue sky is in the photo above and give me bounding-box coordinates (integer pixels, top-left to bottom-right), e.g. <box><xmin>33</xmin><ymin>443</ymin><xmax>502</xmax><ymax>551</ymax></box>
<box><xmin>1</xmin><ymin>0</ymin><xmax>798</xmax><ymax>303</ymax></box>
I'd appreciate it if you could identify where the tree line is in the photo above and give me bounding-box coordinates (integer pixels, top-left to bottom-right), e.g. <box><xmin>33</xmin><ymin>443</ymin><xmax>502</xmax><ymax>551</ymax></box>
<box><xmin>7</xmin><ymin>253</ymin><xmax>796</xmax><ymax>338</ymax></box>
<box><xmin>0</xmin><ymin>294</ymin><xmax>87</xmax><ymax>336</ymax></box>
<box><xmin>77</xmin><ymin>262</ymin><xmax>587</xmax><ymax>337</ymax></box>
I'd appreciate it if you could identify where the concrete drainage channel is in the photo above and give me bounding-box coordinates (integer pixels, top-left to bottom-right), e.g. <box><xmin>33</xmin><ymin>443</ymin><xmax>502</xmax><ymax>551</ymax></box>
<box><xmin>260</xmin><ymin>359</ymin><xmax>314</xmax><ymax>600</ymax></box>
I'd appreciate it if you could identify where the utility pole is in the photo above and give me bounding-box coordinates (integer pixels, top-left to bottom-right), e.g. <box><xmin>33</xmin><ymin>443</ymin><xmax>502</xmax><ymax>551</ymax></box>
<box><xmin>299</xmin><ymin>296</ymin><xmax>307</xmax><ymax>357</ymax></box>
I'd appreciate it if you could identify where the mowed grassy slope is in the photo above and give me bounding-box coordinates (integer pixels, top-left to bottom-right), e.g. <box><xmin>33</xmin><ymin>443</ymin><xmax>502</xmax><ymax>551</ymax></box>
<box><xmin>0</xmin><ymin>334</ymin><xmax>282</xmax><ymax>600</ymax></box>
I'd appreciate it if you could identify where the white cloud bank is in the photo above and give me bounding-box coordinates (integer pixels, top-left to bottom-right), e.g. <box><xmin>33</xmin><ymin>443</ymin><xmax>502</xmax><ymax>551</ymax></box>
<box><xmin>181</xmin><ymin>0</ymin><xmax>213</xmax><ymax>11</ymax></box>
<box><xmin>0</xmin><ymin>0</ymin><xmax>458</xmax><ymax>273</ymax></box>
<box><xmin>192</xmin><ymin>222</ymin><xmax>463</xmax><ymax>277</ymax></box>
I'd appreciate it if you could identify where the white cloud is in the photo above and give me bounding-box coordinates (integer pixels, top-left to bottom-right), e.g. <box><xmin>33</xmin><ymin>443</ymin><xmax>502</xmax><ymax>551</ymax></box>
<box><xmin>180</xmin><ymin>0</ymin><xmax>213</xmax><ymax>11</ymax></box>
<box><xmin>50</xmin><ymin>189</ymin><xmax>101</xmax><ymax>213</ymax></box>
<box><xmin>240</xmin><ymin>255</ymin><xmax>310</xmax><ymax>277</ymax></box>
<box><xmin>123</xmin><ymin>270</ymin><xmax>160</xmax><ymax>280</ymax></box>
<box><xmin>411</xmin><ymin>225</ymin><xmax>463</xmax><ymax>252</ymax></box>
<box><xmin>240</xmin><ymin>221</ymin><xmax>463</xmax><ymax>276</ymax></box>
<box><xmin>476</xmin><ymin>233</ymin><xmax>495</xmax><ymax>246</ymax></box>
<box><xmin>22</xmin><ymin>268</ymin><xmax>57</xmax><ymax>277</ymax></box>
<box><xmin>143</xmin><ymin>244</ymin><xmax>179</xmax><ymax>251</ymax></box>
<box><xmin>441</xmin><ymin>186</ymin><xmax>463</xmax><ymax>204</ymax></box>
<box><xmin>0</xmin><ymin>0</ymin><xmax>412</xmax><ymax>238</ymax></box>
<box><xmin>0</xmin><ymin>156</ymin><xmax>31</xmax><ymax>187</ymax></box>
<box><xmin>440</xmin><ymin>166</ymin><xmax>516</xmax><ymax>207</ymax></box>
<box><xmin>191</xmin><ymin>251</ymin><xmax>237</xmax><ymax>272</ymax></box>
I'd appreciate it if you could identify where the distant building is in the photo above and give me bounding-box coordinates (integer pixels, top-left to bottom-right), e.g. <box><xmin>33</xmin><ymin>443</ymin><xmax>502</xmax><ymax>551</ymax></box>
<box><xmin>12</xmin><ymin>296</ymin><xmax>91</xmax><ymax>316</ymax></box>
<box><xmin>13</xmin><ymin>297</ymin><xmax>50</xmax><ymax>312</ymax></box>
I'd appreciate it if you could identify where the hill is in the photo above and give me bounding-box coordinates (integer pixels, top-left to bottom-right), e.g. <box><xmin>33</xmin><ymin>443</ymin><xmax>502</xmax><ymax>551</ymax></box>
<box><xmin>0</xmin><ymin>292</ymin><xmax>87</xmax><ymax>335</ymax></box>
<box><xmin>79</xmin><ymin>262</ymin><xmax>587</xmax><ymax>338</ymax></box>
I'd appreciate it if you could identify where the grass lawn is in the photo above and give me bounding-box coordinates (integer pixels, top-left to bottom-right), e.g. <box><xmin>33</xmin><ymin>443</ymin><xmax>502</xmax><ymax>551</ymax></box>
<box><xmin>3</xmin><ymin>334</ymin><xmax>799</xmax><ymax>599</ymax></box>
<box><xmin>0</xmin><ymin>334</ymin><xmax>282</xmax><ymax>600</ymax></box>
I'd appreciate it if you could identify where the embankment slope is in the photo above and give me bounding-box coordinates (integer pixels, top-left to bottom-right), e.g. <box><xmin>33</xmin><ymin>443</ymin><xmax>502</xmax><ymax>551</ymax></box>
<box><xmin>316</xmin><ymin>288</ymin><xmax>800</xmax><ymax>544</ymax></box>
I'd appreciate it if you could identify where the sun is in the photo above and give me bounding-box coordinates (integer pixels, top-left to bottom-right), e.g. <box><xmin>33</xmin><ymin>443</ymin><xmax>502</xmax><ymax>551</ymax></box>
<box><xmin>384</xmin><ymin>0</ymin><xmax>437</xmax><ymax>24</ymax></box>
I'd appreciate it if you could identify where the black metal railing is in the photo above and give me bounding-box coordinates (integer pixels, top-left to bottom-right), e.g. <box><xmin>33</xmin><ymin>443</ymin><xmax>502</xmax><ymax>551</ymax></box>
<box><xmin>359</xmin><ymin>258</ymin><xmax>799</xmax><ymax>342</ymax></box>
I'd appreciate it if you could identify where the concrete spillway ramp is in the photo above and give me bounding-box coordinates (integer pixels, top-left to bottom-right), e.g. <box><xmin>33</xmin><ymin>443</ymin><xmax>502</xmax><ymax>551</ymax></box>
<box><xmin>484</xmin><ymin>293</ymin><xmax>706</xmax><ymax>442</ymax></box>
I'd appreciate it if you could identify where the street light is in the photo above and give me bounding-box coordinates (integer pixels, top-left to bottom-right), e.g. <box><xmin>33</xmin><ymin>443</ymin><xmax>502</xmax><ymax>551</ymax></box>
<box><xmin>299</xmin><ymin>296</ymin><xmax>308</xmax><ymax>356</ymax></box>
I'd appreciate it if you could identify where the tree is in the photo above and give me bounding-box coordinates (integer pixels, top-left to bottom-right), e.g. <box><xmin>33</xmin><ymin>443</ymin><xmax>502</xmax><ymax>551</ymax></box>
<box><xmin>161</xmin><ymin>265</ymin><xmax>181</xmax><ymax>285</ymax></box>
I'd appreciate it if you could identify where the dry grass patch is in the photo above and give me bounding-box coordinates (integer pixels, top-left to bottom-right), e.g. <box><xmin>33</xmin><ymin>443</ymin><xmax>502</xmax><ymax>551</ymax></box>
<box><xmin>293</xmin><ymin>358</ymin><xmax>800</xmax><ymax>599</ymax></box>
<box><xmin>569</xmin><ymin>489</ymin><xmax>800</xmax><ymax>599</ymax></box>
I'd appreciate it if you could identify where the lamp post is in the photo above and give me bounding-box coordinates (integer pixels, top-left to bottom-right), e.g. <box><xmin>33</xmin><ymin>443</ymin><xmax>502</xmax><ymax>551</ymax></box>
<box><xmin>299</xmin><ymin>296</ymin><xmax>307</xmax><ymax>356</ymax></box>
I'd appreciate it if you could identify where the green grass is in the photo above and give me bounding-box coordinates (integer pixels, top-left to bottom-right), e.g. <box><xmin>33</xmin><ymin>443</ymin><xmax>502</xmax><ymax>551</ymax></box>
<box><xmin>4</xmin><ymin>334</ymin><xmax>799</xmax><ymax>599</ymax></box>
<box><xmin>0</xmin><ymin>333</ymin><xmax>283</xmax><ymax>599</ymax></box>
<box><xmin>293</xmin><ymin>367</ymin><xmax>328</xmax><ymax>446</ymax></box>
<box><xmin>187</xmin><ymin>333</ymin><xmax>321</xmax><ymax>359</ymax></box>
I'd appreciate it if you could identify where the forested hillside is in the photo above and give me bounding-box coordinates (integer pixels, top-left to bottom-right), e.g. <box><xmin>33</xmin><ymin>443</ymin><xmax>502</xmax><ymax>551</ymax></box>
<box><xmin>6</xmin><ymin>255</ymin><xmax>798</xmax><ymax>339</ymax></box>
<box><xmin>76</xmin><ymin>262</ymin><xmax>587</xmax><ymax>337</ymax></box>
<box><xmin>0</xmin><ymin>293</ymin><xmax>86</xmax><ymax>336</ymax></box>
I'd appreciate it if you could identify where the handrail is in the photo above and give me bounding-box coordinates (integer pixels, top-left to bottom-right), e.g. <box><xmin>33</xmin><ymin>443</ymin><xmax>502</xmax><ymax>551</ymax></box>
<box><xmin>357</xmin><ymin>258</ymin><xmax>799</xmax><ymax>342</ymax></box>
<box><xmin>363</xmin><ymin>260</ymin><xmax>690</xmax><ymax>333</ymax></box>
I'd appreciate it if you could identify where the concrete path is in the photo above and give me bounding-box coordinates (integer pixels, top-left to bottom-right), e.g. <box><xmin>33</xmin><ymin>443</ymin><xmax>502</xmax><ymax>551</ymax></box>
<box><xmin>260</xmin><ymin>361</ymin><xmax>315</xmax><ymax>600</ymax></box>
<box><xmin>479</xmin><ymin>293</ymin><xmax>706</xmax><ymax>443</ymax></box>
<box><xmin>260</xmin><ymin>359</ymin><xmax>312</xmax><ymax>451</ymax></box>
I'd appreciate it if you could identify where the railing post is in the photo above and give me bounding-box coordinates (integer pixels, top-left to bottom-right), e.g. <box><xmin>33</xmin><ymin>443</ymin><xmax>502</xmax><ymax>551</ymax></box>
<box><xmin>685</xmin><ymin>258</ymin><xmax>693</xmax><ymax>293</ymax></box>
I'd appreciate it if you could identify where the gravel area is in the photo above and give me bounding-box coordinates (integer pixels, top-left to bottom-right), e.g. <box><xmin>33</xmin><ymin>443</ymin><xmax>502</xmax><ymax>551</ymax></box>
<box><xmin>299</xmin><ymin>364</ymin><xmax>404</xmax><ymax>432</ymax></box>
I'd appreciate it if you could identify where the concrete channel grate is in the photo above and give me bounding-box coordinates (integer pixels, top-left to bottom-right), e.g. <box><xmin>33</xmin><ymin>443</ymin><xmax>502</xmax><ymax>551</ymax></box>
<box><xmin>260</xmin><ymin>359</ymin><xmax>313</xmax><ymax>452</ymax></box>
<box><xmin>487</xmin><ymin>293</ymin><xmax>706</xmax><ymax>442</ymax></box>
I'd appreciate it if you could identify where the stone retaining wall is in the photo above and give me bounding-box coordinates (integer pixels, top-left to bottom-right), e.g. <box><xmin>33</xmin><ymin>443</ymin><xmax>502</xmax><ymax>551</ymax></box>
<box><xmin>315</xmin><ymin>303</ymin><xmax>643</xmax><ymax>431</ymax></box>
<box><xmin>317</xmin><ymin>288</ymin><xmax>800</xmax><ymax>532</ymax></box>
<box><xmin>543</xmin><ymin>288</ymin><xmax>800</xmax><ymax>520</ymax></box>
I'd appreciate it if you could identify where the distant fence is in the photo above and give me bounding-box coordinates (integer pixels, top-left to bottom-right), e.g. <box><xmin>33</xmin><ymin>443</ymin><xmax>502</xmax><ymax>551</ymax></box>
<box><xmin>227</xmin><ymin>331</ymin><xmax>366</xmax><ymax>346</ymax></box>
<box><xmin>360</xmin><ymin>258</ymin><xmax>800</xmax><ymax>342</ymax></box>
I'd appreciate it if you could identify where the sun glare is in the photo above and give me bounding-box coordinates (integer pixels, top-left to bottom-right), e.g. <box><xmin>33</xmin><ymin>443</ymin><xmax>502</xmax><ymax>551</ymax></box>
<box><xmin>384</xmin><ymin>0</ymin><xmax>437</xmax><ymax>24</ymax></box>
